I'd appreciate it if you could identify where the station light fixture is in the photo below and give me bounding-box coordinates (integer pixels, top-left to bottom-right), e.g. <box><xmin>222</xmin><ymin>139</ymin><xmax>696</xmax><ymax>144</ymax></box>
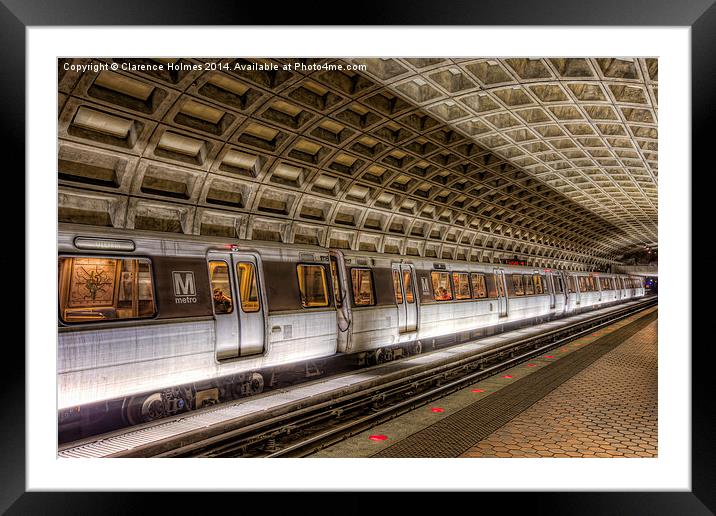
<box><xmin>74</xmin><ymin>237</ymin><xmax>135</xmax><ymax>252</ymax></box>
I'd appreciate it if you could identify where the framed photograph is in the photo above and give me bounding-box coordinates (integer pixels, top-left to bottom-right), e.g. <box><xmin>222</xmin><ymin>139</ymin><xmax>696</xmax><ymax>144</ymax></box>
<box><xmin>8</xmin><ymin>0</ymin><xmax>710</xmax><ymax>512</ymax></box>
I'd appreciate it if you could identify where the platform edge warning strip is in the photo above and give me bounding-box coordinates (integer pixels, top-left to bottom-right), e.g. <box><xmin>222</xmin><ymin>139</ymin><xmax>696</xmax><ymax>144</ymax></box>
<box><xmin>372</xmin><ymin>309</ymin><xmax>658</xmax><ymax>458</ymax></box>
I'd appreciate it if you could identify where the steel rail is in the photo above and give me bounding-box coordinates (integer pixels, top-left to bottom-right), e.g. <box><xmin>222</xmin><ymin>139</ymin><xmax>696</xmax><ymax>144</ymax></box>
<box><xmin>161</xmin><ymin>297</ymin><xmax>656</xmax><ymax>458</ymax></box>
<box><xmin>265</xmin><ymin>298</ymin><xmax>657</xmax><ymax>457</ymax></box>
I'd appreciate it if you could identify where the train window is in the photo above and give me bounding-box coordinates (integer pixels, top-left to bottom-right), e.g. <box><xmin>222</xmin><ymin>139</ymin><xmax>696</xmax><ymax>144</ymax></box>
<box><xmin>58</xmin><ymin>256</ymin><xmax>156</xmax><ymax>323</ymax></box>
<box><xmin>392</xmin><ymin>270</ymin><xmax>404</xmax><ymax>304</ymax></box>
<box><xmin>485</xmin><ymin>274</ymin><xmax>498</xmax><ymax>298</ymax></box>
<box><xmin>577</xmin><ymin>276</ymin><xmax>587</xmax><ymax>292</ymax></box>
<box><xmin>452</xmin><ymin>272</ymin><xmax>471</xmax><ymax>300</ymax></box>
<box><xmin>567</xmin><ymin>276</ymin><xmax>576</xmax><ymax>293</ymax></box>
<box><xmin>330</xmin><ymin>256</ymin><xmax>342</xmax><ymax>308</ymax></box>
<box><xmin>209</xmin><ymin>261</ymin><xmax>234</xmax><ymax>314</ymax></box>
<box><xmin>533</xmin><ymin>274</ymin><xmax>544</xmax><ymax>295</ymax></box>
<box><xmin>351</xmin><ymin>268</ymin><xmax>375</xmax><ymax>306</ymax></box>
<box><xmin>524</xmin><ymin>274</ymin><xmax>535</xmax><ymax>295</ymax></box>
<box><xmin>553</xmin><ymin>275</ymin><xmax>564</xmax><ymax>294</ymax></box>
<box><xmin>236</xmin><ymin>262</ymin><xmax>260</xmax><ymax>313</ymax></box>
<box><xmin>470</xmin><ymin>273</ymin><xmax>488</xmax><ymax>299</ymax></box>
<box><xmin>600</xmin><ymin>277</ymin><xmax>610</xmax><ymax>290</ymax></box>
<box><xmin>403</xmin><ymin>270</ymin><xmax>415</xmax><ymax>304</ymax></box>
<box><xmin>511</xmin><ymin>274</ymin><xmax>525</xmax><ymax>296</ymax></box>
<box><xmin>495</xmin><ymin>274</ymin><xmax>505</xmax><ymax>297</ymax></box>
<box><xmin>431</xmin><ymin>271</ymin><xmax>453</xmax><ymax>301</ymax></box>
<box><xmin>297</xmin><ymin>264</ymin><xmax>329</xmax><ymax>308</ymax></box>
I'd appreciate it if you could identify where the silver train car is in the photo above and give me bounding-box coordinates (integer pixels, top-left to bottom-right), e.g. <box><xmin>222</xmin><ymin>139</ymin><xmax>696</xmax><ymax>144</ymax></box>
<box><xmin>57</xmin><ymin>224</ymin><xmax>645</xmax><ymax>432</ymax></box>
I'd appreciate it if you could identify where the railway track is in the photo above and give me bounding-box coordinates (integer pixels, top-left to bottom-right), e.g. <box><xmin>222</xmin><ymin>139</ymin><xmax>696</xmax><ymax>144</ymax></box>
<box><xmin>157</xmin><ymin>296</ymin><xmax>657</xmax><ymax>458</ymax></box>
<box><xmin>59</xmin><ymin>297</ymin><xmax>656</xmax><ymax>458</ymax></box>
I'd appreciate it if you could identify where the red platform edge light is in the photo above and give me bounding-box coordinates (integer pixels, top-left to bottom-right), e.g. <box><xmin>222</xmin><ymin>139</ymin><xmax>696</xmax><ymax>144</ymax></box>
<box><xmin>471</xmin><ymin>388</ymin><xmax>485</xmax><ymax>393</ymax></box>
<box><xmin>503</xmin><ymin>374</ymin><xmax>513</xmax><ymax>379</ymax></box>
<box><xmin>545</xmin><ymin>355</ymin><xmax>555</xmax><ymax>359</ymax></box>
<box><xmin>527</xmin><ymin>363</ymin><xmax>536</xmax><ymax>367</ymax></box>
<box><xmin>369</xmin><ymin>434</ymin><xmax>388</xmax><ymax>441</ymax></box>
<box><xmin>431</xmin><ymin>407</ymin><xmax>445</xmax><ymax>413</ymax></box>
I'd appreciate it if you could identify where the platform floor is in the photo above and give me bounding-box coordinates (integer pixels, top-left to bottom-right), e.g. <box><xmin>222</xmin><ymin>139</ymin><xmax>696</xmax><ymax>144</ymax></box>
<box><xmin>312</xmin><ymin>306</ymin><xmax>657</xmax><ymax>458</ymax></box>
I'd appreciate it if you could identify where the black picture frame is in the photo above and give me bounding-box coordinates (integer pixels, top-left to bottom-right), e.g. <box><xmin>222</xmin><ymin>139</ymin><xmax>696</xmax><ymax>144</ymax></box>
<box><xmin>5</xmin><ymin>0</ymin><xmax>711</xmax><ymax>513</ymax></box>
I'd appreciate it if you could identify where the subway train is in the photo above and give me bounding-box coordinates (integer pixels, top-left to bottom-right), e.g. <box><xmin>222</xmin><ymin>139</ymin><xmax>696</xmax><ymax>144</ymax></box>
<box><xmin>57</xmin><ymin>224</ymin><xmax>646</xmax><ymax>432</ymax></box>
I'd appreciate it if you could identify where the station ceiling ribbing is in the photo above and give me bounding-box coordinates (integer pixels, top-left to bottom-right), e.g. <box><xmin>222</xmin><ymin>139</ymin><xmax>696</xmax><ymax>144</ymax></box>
<box><xmin>58</xmin><ymin>57</ymin><xmax>658</xmax><ymax>270</ymax></box>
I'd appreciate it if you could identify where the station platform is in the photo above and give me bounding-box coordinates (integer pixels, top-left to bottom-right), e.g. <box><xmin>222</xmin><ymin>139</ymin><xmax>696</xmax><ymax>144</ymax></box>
<box><xmin>312</xmin><ymin>306</ymin><xmax>658</xmax><ymax>458</ymax></box>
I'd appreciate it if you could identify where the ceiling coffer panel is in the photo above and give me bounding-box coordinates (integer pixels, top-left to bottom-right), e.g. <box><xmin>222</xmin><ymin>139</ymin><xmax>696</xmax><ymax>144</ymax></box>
<box><xmin>57</xmin><ymin>57</ymin><xmax>658</xmax><ymax>269</ymax></box>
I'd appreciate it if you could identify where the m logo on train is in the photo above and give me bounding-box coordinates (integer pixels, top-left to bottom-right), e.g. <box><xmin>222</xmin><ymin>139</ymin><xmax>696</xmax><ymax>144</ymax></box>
<box><xmin>172</xmin><ymin>271</ymin><xmax>197</xmax><ymax>303</ymax></box>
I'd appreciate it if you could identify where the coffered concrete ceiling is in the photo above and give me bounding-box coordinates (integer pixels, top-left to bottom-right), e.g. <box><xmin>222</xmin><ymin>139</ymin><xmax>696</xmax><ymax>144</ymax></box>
<box><xmin>57</xmin><ymin>57</ymin><xmax>658</xmax><ymax>270</ymax></box>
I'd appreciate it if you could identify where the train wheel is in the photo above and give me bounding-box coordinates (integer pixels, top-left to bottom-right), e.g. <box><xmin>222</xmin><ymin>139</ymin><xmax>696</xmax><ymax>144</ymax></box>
<box><xmin>373</xmin><ymin>348</ymin><xmax>395</xmax><ymax>365</ymax></box>
<box><xmin>122</xmin><ymin>393</ymin><xmax>165</xmax><ymax>426</ymax></box>
<box><xmin>375</xmin><ymin>349</ymin><xmax>386</xmax><ymax>365</ymax></box>
<box><xmin>249</xmin><ymin>372</ymin><xmax>264</xmax><ymax>396</ymax></box>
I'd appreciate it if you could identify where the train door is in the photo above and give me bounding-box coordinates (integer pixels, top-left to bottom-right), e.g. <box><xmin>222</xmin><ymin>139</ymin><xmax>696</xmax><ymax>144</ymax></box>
<box><xmin>329</xmin><ymin>249</ymin><xmax>352</xmax><ymax>352</ymax></box>
<box><xmin>558</xmin><ymin>271</ymin><xmax>569</xmax><ymax>312</ymax></box>
<box><xmin>401</xmin><ymin>264</ymin><xmax>418</xmax><ymax>332</ymax></box>
<box><xmin>208</xmin><ymin>251</ymin><xmax>265</xmax><ymax>360</ymax></box>
<box><xmin>232</xmin><ymin>253</ymin><xmax>265</xmax><ymax>356</ymax></box>
<box><xmin>392</xmin><ymin>264</ymin><xmax>418</xmax><ymax>333</ymax></box>
<box><xmin>556</xmin><ymin>272</ymin><xmax>568</xmax><ymax>312</ymax></box>
<box><xmin>619</xmin><ymin>276</ymin><xmax>626</xmax><ymax>298</ymax></box>
<box><xmin>494</xmin><ymin>268</ymin><xmax>508</xmax><ymax>317</ymax></box>
<box><xmin>547</xmin><ymin>273</ymin><xmax>556</xmax><ymax>309</ymax></box>
<box><xmin>595</xmin><ymin>275</ymin><xmax>602</xmax><ymax>303</ymax></box>
<box><xmin>565</xmin><ymin>273</ymin><xmax>579</xmax><ymax>309</ymax></box>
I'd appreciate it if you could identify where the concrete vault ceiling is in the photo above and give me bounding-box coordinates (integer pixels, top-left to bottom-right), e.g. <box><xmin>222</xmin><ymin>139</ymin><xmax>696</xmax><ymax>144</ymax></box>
<box><xmin>57</xmin><ymin>57</ymin><xmax>658</xmax><ymax>270</ymax></box>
